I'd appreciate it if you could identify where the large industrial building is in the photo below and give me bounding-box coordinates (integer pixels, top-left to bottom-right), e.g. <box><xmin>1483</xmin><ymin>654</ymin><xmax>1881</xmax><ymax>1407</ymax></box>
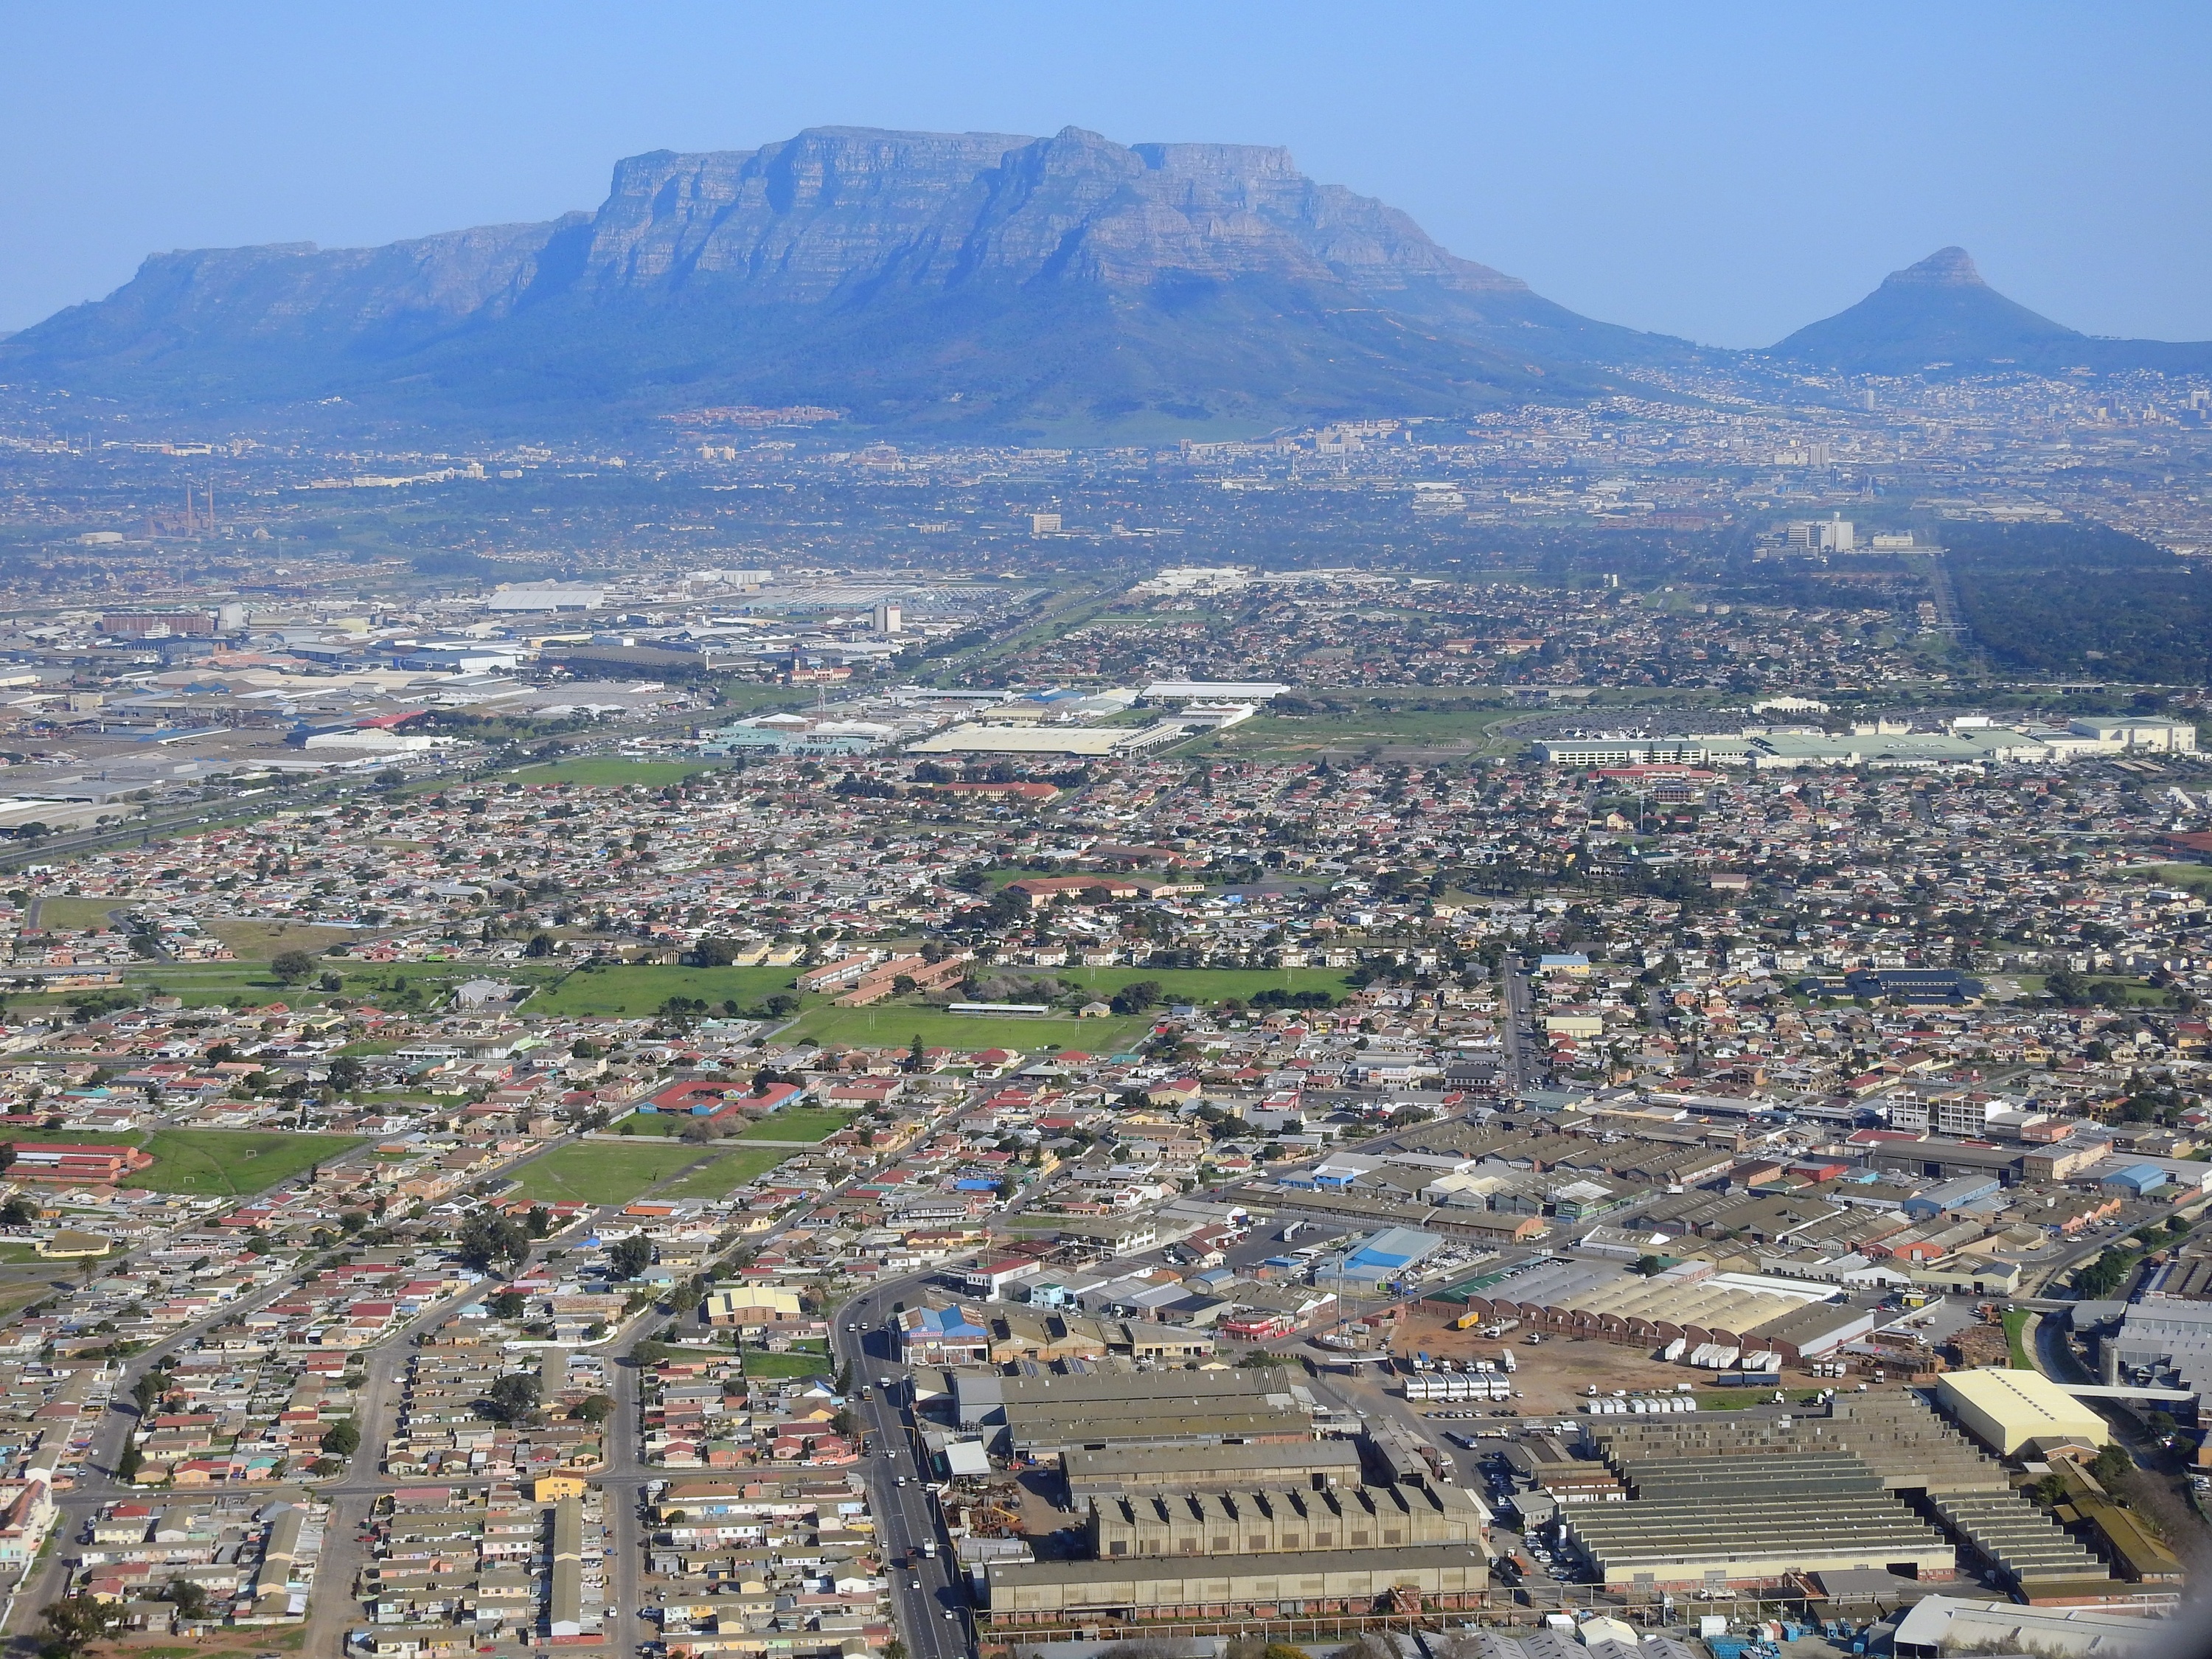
<box><xmin>1935</xmin><ymin>1368</ymin><xmax>2110</xmax><ymax>1457</ymax></box>
<box><xmin>1566</xmin><ymin>1391</ymin><xmax>2126</xmax><ymax>1598</ymax></box>
<box><xmin>948</xmin><ymin>1366</ymin><xmax>1318</xmax><ymax>1461</ymax></box>
<box><xmin>1446</xmin><ymin>1258</ymin><xmax>1871</xmax><ymax>1363</ymax></box>
<box><xmin>1062</xmin><ymin>1440</ymin><xmax>1362</xmax><ymax>1500</ymax></box>
<box><xmin>1562</xmin><ymin>1452</ymin><xmax>1957</xmax><ymax>1592</ymax></box>
<box><xmin>1532</xmin><ymin>718</ymin><xmax>2197</xmax><ymax>771</ymax></box>
<box><xmin>1088</xmin><ymin>1481</ymin><xmax>1487</xmax><ymax>1559</ymax></box>
<box><xmin>981</xmin><ymin>1546</ymin><xmax>1493</xmax><ymax>1627</ymax></box>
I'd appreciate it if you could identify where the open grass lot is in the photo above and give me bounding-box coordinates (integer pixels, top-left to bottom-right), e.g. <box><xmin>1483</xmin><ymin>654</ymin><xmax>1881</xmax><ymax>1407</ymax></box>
<box><xmin>205</xmin><ymin>919</ymin><xmax>357</xmax><ymax>961</ymax></box>
<box><xmin>1197</xmin><ymin>706</ymin><xmax>1525</xmax><ymax>760</ymax></box>
<box><xmin>740</xmin><ymin>1350</ymin><xmax>834</xmax><ymax>1380</ymax></box>
<box><xmin>115</xmin><ymin>1130</ymin><xmax>366</xmax><ymax>1196</ymax></box>
<box><xmin>738</xmin><ymin>1108</ymin><xmax>855</xmax><ymax>1143</ymax></box>
<box><xmin>118</xmin><ymin>957</ymin><xmax>549</xmax><ymax>1012</ymax></box>
<box><xmin>614</xmin><ymin>1113</ymin><xmax>687</xmax><ymax>1136</ymax></box>
<box><xmin>790</xmin><ymin>1001</ymin><xmax>1150</xmax><ymax>1054</ymax></box>
<box><xmin>27</xmin><ymin>896</ymin><xmax>125</xmax><ymax>931</ymax></box>
<box><xmin>656</xmin><ymin>1147</ymin><xmax>794</xmax><ymax>1198</ymax></box>
<box><xmin>2124</xmin><ymin>861</ymin><xmax>2212</xmax><ymax>891</ymax></box>
<box><xmin>531</xmin><ymin>964</ymin><xmax>799</xmax><ymax>1017</ymax></box>
<box><xmin>504</xmin><ymin>757</ymin><xmax>736</xmax><ymax>789</ymax></box>
<box><xmin>1042</xmin><ymin>965</ymin><xmax>1351</xmax><ymax>1005</ymax></box>
<box><xmin>119</xmin><ymin>963</ymin><xmax>293</xmax><ymax>1007</ymax></box>
<box><xmin>510</xmin><ymin>1141</ymin><xmax>699</xmax><ymax>1204</ymax></box>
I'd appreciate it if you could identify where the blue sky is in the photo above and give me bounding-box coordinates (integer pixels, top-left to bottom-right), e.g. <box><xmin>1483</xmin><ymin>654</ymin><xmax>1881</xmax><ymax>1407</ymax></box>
<box><xmin>3</xmin><ymin>3</ymin><xmax>2206</xmax><ymax>345</ymax></box>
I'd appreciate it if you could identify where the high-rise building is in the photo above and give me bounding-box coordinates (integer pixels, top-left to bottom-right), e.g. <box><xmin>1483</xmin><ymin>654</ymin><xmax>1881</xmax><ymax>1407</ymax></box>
<box><xmin>872</xmin><ymin>602</ymin><xmax>903</xmax><ymax>635</ymax></box>
<box><xmin>1029</xmin><ymin>512</ymin><xmax>1062</xmax><ymax>535</ymax></box>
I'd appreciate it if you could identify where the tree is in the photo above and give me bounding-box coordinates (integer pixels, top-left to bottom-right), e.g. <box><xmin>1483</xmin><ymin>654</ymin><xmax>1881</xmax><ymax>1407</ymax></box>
<box><xmin>458</xmin><ymin>1211</ymin><xmax>530</xmax><ymax>1273</ymax></box>
<box><xmin>39</xmin><ymin>1594</ymin><xmax>125</xmax><ymax>1658</ymax></box>
<box><xmin>489</xmin><ymin>1290</ymin><xmax>527</xmax><ymax>1321</ymax></box>
<box><xmin>0</xmin><ymin>1194</ymin><xmax>33</xmax><ymax>1227</ymax></box>
<box><xmin>163</xmin><ymin>1577</ymin><xmax>212</xmax><ymax>1620</ymax></box>
<box><xmin>2090</xmin><ymin>1442</ymin><xmax>2133</xmax><ymax>1486</ymax></box>
<box><xmin>1110</xmin><ymin>978</ymin><xmax>1165</xmax><ymax>1016</ymax></box>
<box><xmin>482</xmin><ymin>1372</ymin><xmax>541</xmax><ymax>1425</ymax></box>
<box><xmin>327</xmin><ymin>1055</ymin><xmax>366</xmax><ymax>1095</ymax></box>
<box><xmin>526</xmin><ymin>1204</ymin><xmax>552</xmax><ymax>1239</ymax></box>
<box><xmin>271</xmin><ymin>948</ymin><xmax>316</xmax><ymax>985</ymax></box>
<box><xmin>571</xmin><ymin>1393</ymin><xmax>613</xmax><ymax>1423</ymax></box>
<box><xmin>1633</xmin><ymin>1255</ymin><xmax>1667</xmax><ymax>1277</ymax></box>
<box><xmin>608</xmin><ymin>1235</ymin><xmax>654</xmax><ymax>1279</ymax></box>
<box><xmin>114</xmin><ymin>1443</ymin><xmax>143</xmax><ymax>1484</ymax></box>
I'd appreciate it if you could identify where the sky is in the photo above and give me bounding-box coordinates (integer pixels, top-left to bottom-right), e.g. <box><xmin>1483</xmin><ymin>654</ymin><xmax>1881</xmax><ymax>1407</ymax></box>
<box><xmin>3</xmin><ymin>3</ymin><xmax>2208</xmax><ymax>346</ymax></box>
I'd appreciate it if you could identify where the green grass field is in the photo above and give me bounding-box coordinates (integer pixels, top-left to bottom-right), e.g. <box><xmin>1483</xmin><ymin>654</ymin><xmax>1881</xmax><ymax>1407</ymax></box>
<box><xmin>656</xmin><ymin>1147</ymin><xmax>794</xmax><ymax>1197</ymax></box>
<box><xmin>740</xmin><ymin>1351</ymin><xmax>835</xmax><ymax>1380</ymax></box>
<box><xmin>1045</xmin><ymin>966</ymin><xmax>1351</xmax><ymax>1004</ymax></box>
<box><xmin>509</xmin><ymin>1142</ymin><xmax>701</xmax><ymax>1205</ymax></box>
<box><xmin>613</xmin><ymin>1113</ymin><xmax>686</xmax><ymax>1136</ymax></box>
<box><xmin>1198</xmin><ymin>706</ymin><xmax>1525</xmax><ymax>759</ymax></box>
<box><xmin>73</xmin><ymin>1130</ymin><xmax>369</xmax><ymax>1197</ymax></box>
<box><xmin>738</xmin><ymin>1108</ymin><xmax>855</xmax><ymax>1143</ymax></box>
<box><xmin>27</xmin><ymin>896</ymin><xmax>123</xmax><ymax>931</ymax></box>
<box><xmin>206</xmin><ymin>919</ymin><xmax>357</xmax><ymax>961</ymax></box>
<box><xmin>2124</xmin><ymin>861</ymin><xmax>2212</xmax><ymax>892</ymax></box>
<box><xmin>529</xmin><ymin>964</ymin><xmax>801</xmax><ymax>1017</ymax></box>
<box><xmin>2003</xmin><ymin>1307</ymin><xmax>2032</xmax><ymax>1368</ymax></box>
<box><xmin>504</xmin><ymin>757</ymin><xmax>736</xmax><ymax>788</ymax></box>
<box><xmin>788</xmin><ymin>1003</ymin><xmax>1152</xmax><ymax>1055</ymax></box>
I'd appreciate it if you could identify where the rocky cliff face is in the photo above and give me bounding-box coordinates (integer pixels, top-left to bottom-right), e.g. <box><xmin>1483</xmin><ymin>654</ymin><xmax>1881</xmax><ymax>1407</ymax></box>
<box><xmin>4</xmin><ymin>125</ymin><xmax>1691</xmax><ymax>435</ymax></box>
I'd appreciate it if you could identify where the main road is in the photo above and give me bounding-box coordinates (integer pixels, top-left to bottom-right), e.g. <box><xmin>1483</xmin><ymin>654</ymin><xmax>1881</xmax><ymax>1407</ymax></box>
<box><xmin>835</xmin><ymin>1271</ymin><xmax>978</xmax><ymax>1659</ymax></box>
<box><xmin>1499</xmin><ymin>953</ymin><xmax>1544</xmax><ymax>1093</ymax></box>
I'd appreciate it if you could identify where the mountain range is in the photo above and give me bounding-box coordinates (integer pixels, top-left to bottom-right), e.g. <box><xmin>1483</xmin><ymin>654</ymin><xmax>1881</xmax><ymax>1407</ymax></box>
<box><xmin>4</xmin><ymin>126</ymin><xmax>2206</xmax><ymax>438</ymax></box>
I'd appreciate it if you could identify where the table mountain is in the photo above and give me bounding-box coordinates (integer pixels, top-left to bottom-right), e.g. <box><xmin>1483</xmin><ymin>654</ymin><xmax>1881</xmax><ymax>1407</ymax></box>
<box><xmin>1772</xmin><ymin>246</ymin><xmax>2212</xmax><ymax>376</ymax></box>
<box><xmin>3</xmin><ymin>125</ymin><xmax>1700</xmax><ymax>439</ymax></box>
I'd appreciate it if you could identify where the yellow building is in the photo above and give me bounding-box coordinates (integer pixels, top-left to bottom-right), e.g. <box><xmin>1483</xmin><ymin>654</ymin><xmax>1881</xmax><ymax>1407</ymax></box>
<box><xmin>1936</xmin><ymin>1367</ymin><xmax>2108</xmax><ymax>1456</ymax></box>
<box><xmin>534</xmin><ymin>1474</ymin><xmax>588</xmax><ymax>1502</ymax></box>
<box><xmin>705</xmin><ymin>1283</ymin><xmax>804</xmax><ymax>1326</ymax></box>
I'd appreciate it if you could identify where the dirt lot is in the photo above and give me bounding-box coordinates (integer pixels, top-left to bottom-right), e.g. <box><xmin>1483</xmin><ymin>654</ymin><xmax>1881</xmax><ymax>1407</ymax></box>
<box><xmin>1382</xmin><ymin>1307</ymin><xmax>1919</xmax><ymax>1415</ymax></box>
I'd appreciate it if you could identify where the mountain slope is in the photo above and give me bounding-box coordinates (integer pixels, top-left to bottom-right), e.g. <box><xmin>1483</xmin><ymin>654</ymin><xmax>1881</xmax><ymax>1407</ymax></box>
<box><xmin>1773</xmin><ymin>246</ymin><xmax>2212</xmax><ymax>375</ymax></box>
<box><xmin>1</xmin><ymin>125</ymin><xmax>1701</xmax><ymax>437</ymax></box>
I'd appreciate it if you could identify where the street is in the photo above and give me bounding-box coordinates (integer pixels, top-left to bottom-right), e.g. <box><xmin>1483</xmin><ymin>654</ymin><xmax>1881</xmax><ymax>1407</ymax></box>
<box><xmin>835</xmin><ymin>1273</ymin><xmax>977</xmax><ymax>1659</ymax></box>
<box><xmin>1500</xmin><ymin>952</ymin><xmax>1545</xmax><ymax>1093</ymax></box>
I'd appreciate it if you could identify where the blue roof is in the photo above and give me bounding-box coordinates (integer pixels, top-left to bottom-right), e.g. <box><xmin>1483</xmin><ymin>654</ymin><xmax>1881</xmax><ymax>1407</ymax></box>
<box><xmin>1342</xmin><ymin>1225</ymin><xmax>1443</xmax><ymax>1274</ymax></box>
<box><xmin>915</xmin><ymin>1306</ymin><xmax>987</xmax><ymax>1339</ymax></box>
